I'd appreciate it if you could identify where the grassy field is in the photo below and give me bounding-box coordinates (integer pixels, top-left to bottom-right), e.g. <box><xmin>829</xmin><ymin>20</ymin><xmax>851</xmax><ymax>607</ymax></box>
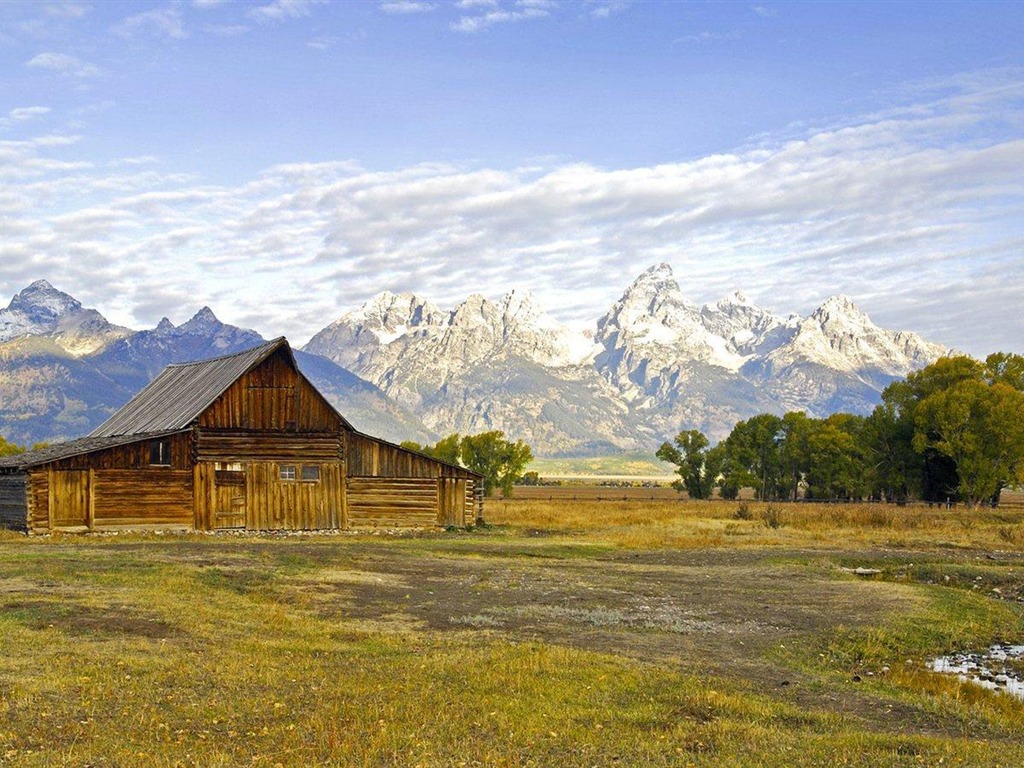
<box><xmin>1</xmin><ymin>499</ymin><xmax>1023</xmax><ymax>766</ymax></box>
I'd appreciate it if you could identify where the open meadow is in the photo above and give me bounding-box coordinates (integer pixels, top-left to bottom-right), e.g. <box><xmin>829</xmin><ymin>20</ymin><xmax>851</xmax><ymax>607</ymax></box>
<box><xmin>1</xmin><ymin>498</ymin><xmax>1023</xmax><ymax>767</ymax></box>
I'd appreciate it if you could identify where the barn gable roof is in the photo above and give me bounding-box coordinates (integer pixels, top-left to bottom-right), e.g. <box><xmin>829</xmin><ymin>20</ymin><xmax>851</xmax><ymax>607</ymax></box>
<box><xmin>90</xmin><ymin>337</ymin><xmax>350</xmax><ymax>437</ymax></box>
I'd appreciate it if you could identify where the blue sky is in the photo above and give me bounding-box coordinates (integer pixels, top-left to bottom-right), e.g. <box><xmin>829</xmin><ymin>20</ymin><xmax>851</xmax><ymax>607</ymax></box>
<box><xmin>1</xmin><ymin>0</ymin><xmax>1023</xmax><ymax>356</ymax></box>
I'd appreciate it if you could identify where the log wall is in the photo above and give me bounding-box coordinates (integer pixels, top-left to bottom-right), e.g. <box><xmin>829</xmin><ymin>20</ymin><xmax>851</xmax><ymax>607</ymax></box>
<box><xmin>347</xmin><ymin>477</ymin><xmax>439</xmax><ymax>527</ymax></box>
<box><xmin>0</xmin><ymin>474</ymin><xmax>27</xmax><ymax>531</ymax></box>
<box><xmin>196</xmin><ymin>431</ymin><xmax>342</xmax><ymax>462</ymax></box>
<box><xmin>92</xmin><ymin>469</ymin><xmax>192</xmax><ymax>529</ymax></box>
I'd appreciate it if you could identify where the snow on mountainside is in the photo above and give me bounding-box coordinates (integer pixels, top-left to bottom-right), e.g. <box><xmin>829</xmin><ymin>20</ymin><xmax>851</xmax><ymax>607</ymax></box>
<box><xmin>306</xmin><ymin>288</ymin><xmax>625</xmax><ymax>454</ymax></box>
<box><xmin>0</xmin><ymin>280</ymin><xmax>131</xmax><ymax>356</ymax></box>
<box><xmin>0</xmin><ymin>290</ymin><xmax>430</xmax><ymax>446</ymax></box>
<box><xmin>306</xmin><ymin>263</ymin><xmax>950</xmax><ymax>451</ymax></box>
<box><xmin>0</xmin><ymin>268</ymin><xmax>950</xmax><ymax>453</ymax></box>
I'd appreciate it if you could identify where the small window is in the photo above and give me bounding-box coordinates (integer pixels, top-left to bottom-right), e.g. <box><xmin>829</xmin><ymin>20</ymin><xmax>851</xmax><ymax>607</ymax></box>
<box><xmin>149</xmin><ymin>439</ymin><xmax>171</xmax><ymax>466</ymax></box>
<box><xmin>301</xmin><ymin>465</ymin><xmax>320</xmax><ymax>482</ymax></box>
<box><xmin>280</xmin><ymin>465</ymin><xmax>296</xmax><ymax>481</ymax></box>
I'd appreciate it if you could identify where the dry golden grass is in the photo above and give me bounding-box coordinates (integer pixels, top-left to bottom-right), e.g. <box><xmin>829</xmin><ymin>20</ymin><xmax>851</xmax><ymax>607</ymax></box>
<box><xmin>486</xmin><ymin>498</ymin><xmax>1024</xmax><ymax>552</ymax></box>
<box><xmin>0</xmin><ymin>499</ymin><xmax>1022</xmax><ymax>766</ymax></box>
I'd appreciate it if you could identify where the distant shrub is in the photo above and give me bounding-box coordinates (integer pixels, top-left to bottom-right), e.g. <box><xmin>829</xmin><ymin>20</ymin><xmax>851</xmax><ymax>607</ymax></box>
<box><xmin>761</xmin><ymin>504</ymin><xmax>784</xmax><ymax>529</ymax></box>
<box><xmin>734</xmin><ymin>501</ymin><xmax>754</xmax><ymax>521</ymax></box>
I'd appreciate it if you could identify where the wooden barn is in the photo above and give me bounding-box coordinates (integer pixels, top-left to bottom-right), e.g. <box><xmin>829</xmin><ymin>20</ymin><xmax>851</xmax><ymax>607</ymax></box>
<box><xmin>0</xmin><ymin>338</ymin><xmax>483</xmax><ymax>534</ymax></box>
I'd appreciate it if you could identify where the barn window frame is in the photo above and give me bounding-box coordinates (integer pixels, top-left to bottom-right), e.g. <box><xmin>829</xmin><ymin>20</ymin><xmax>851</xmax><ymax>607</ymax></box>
<box><xmin>279</xmin><ymin>465</ymin><xmax>297</xmax><ymax>481</ymax></box>
<box><xmin>149</xmin><ymin>438</ymin><xmax>172</xmax><ymax>467</ymax></box>
<box><xmin>300</xmin><ymin>465</ymin><xmax>320</xmax><ymax>482</ymax></box>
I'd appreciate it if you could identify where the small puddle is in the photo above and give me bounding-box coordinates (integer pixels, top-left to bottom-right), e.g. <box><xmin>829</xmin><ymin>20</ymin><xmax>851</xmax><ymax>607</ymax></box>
<box><xmin>929</xmin><ymin>644</ymin><xmax>1024</xmax><ymax>700</ymax></box>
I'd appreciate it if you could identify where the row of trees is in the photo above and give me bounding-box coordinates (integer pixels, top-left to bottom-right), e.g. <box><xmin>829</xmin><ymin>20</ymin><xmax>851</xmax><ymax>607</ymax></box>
<box><xmin>658</xmin><ymin>353</ymin><xmax>1024</xmax><ymax>507</ymax></box>
<box><xmin>401</xmin><ymin>430</ymin><xmax>533</xmax><ymax>497</ymax></box>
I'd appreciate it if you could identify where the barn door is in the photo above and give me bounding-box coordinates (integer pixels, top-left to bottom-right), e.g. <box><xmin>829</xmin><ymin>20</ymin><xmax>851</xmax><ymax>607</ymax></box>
<box><xmin>49</xmin><ymin>470</ymin><xmax>90</xmax><ymax>530</ymax></box>
<box><xmin>214</xmin><ymin>468</ymin><xmax>246</xmax><ymax>529</ymax></box>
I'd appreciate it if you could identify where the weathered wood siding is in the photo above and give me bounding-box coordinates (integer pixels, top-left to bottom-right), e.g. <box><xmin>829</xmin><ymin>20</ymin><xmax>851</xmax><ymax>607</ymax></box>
<box><xmin>438</xmin><ymin>478</ymin><xmax>466</xmax><ymax>527</ymax></box>
<box><xmin>29</xmin><ymin>471</ymin><xmax>48</xmax><ymax>534</ymax></box>
<box><xmin>346</xmin><ymin>433</ymin><xmax>481</xmax><ymax>527</ymax></box>
<box><xmin>0</xmin><ymin>474</ymin><xmax>28</xmax><ymax>531</ymax></box>
<box><xmin>44</xmin><ymin>433</ymin><xmax>192</xmax><ymax>472</ymax></box>
<box><xmin>199</xmin><ymin>348</ymin><xmax>344</xmax><ymax>433</ymax></box>
<box><xmin>193</xmin><ymin>461</ymin><xmax>344</xmax><ymax>531</ymax></box>
<box><xmin>92</xmin><ymin>470</ymin><xmax>192</xmax><ymax>529</ymax></box>
<box><xmin>22</xmin><ymin>434</ymin><xmax>193</xmax><ymax>532</ymax></box>
<box><xmin>348</xmin><ymin>477</ymin><xmax>439</xmax><ymax>527</ymax></box>
<box><xmin>196</xmin><ymin>431</ymin><xmax>342</xmax><ymax>462</ymax></box>
<box><xmin>347</xmin><ymin>433</ymin><xmax>476</xmax><ymax>479</ymax></box>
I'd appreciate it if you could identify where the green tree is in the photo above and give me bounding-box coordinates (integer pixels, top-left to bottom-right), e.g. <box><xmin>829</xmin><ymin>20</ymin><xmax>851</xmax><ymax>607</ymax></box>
<box><xmin>779</xmin><ymin>411</ymin><xmax>813</xmax><ymax>501</ymax></box>
<box><xmin>864</xmin><ymin>401</ymin><xmax>918</xmax><ymax>502</ymax></box>
<box><xmin>804</xmin><ymin>414</ymin><xmax>867</xmax><ymax>501</ymax></box>
<box><xmin>721</xmin><ymin>414</ymin><xmax>785</xmax><ymax>500</ymax></box>
<box><xmin>432</xmin><ymin>433</ymin><xmax>463</xmax><ymax>465</ymax></box>
<box><xmin>914</xmin><ymin>379</ymin><xmax>1024</xmax><ymax>506</ymax></box>
<box><xmin>400</xmin><ymin>434</ymin><xmax>462</xmax><ymax>464</ymax></box>
<box><xmin>984</xmin><ymin>352</ymin><xmax>1024</xmax><ymax>391</ymax></box>
<box><xmin>0</xmin><ymin>435</ymin><xmax>25</xmax><ymax>457</ymax></box>
<box><xmin>460</xmin><ymin>431</ymin><xmax>533</xmax><ymax>497</ymax></box>
<box><xmin>656</xmin><ymin>429</ymin><xmax>715</xmax><ymax>499</ymax></box>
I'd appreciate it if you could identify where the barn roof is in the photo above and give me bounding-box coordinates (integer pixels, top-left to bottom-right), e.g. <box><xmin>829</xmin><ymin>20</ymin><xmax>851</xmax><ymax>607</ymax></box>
<box><xmin>0</xmin><ymin>431</ymin><xmax>184</xmax><ymax>470</ymax></box>
<box><xmin>89</xmin><ymin>337</ymin><xmax>347</xmax><ymax>437</ymax></box>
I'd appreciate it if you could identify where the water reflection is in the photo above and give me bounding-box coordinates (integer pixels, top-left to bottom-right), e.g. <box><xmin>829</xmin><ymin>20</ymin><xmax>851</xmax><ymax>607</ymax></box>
<box><xmin>929</xmin><ymin>644</ymin><xmax>1024</xmax><ymax>700</ymax></box>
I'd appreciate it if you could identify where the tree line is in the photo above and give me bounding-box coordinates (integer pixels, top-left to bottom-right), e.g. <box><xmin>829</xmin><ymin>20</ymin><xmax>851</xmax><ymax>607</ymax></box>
<box><xmin>401</xmin><ymin>430</ymin><xmax>533</xmax><ymax>497</ymax></box>
<box><xmin>657</xmin><ymin>353</ymin><xmax>1024</xmax><ymax>507</ymax></box>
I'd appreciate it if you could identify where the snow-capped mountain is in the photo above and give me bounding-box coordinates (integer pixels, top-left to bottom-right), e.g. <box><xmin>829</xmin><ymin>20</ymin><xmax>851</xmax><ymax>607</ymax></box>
<box><xmin>306</xmin><ymin>289</ymin><xmax>632</xmax><ymax>454</ymax></box>
<box><xmin>0</xmin><ymin>294</ymin><xmax>429</xmax><ymax>446</ymax></box>
<box><xmin>306</xmin><ymin>263</ymin><xmax>949</xmax><ymax>451</ymax></box>
<box><xmin>0</xmin><ymin>280</ymin><xmax>131</xmax><ymax>356</ymax></box>
<box><xmin>0</xmin><ymin>267</ymin><xmax>950</xmax><ymax>453</ymax></box>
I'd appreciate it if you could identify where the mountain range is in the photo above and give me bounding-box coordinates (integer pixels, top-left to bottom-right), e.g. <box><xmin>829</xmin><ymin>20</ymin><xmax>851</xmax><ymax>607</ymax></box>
<box><xmin>0</xmin><ymin>266</ymin><xmax>948</xmax><ymax>455</ymax></box>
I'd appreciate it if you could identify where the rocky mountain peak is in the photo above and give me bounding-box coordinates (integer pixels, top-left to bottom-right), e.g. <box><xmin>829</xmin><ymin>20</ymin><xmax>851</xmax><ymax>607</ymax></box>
<box><xmin>7</xmin><ymin>280</ymin><xmax>82</xmax><ymax>321</ymax></box>
<box><xmin>352</xmin><ymin>291</ymin><xmax>445</xmax><ymax>335</ymax></box>
<box><xmin>179</xmin><ymin>307</ymin><xmax>222</xmax><ymax>333</ymax></box>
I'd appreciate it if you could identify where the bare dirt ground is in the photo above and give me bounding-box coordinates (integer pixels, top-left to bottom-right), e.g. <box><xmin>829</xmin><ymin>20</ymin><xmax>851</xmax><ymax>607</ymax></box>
<box><xmin>166</xmin><ymin>538</ymin><xmax>1000</xmax><ymax>740</ymax></box>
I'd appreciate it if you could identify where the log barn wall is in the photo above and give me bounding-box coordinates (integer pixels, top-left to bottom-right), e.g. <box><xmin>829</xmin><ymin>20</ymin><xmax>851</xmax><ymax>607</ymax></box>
<box><xmin>24</xmin><ymin>433</ymin><xmax>195</xmax><ymax>532</ymax></box>
<box><xmin>347</xmin><ymin>432</ymin><xmax>480</xmax><ymax>527</ymax></box>
<box><xmin>0</xmin><ymin>474</ymin><xmax>27</xmax><ymax>531</ymax></box>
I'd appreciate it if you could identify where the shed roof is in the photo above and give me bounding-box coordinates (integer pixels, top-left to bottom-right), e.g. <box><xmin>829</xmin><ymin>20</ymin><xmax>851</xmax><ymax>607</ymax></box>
<box><xmin>0</xmin><ymin>431</ymin><xmax>184</xmax><ymax>470</ymax></box>
<box><xmin>89</xmin><ymin>337</ymin><xmax>349</xmax><ymax>437</ymax></box>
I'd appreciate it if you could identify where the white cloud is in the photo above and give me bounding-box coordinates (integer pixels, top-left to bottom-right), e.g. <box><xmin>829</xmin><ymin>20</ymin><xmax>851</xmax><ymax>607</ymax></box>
<box><xmin>451</xmin><ymin>0</ymin><xmax>551</xmax><ymax>33</ymax></box>
<box><xmin>751</xmin><ymin>5</ymin><xmax>777</xmax><ymax>18</ymax></box>
<box><xmin>1</xmin><ymin>72</ymin><xmax>1023</xmax><ymax>358</ymax></box>
<box><xmin>378</xmin><ymin>1</ymin><xmax>437</xmax><ymax>14</ymax></box>
<box><xmin>26</xmin><ymin>52</ymin><xmax>100</xmax><ymax>77</ymax></box>
<box><xmin>247</xmin><ymin>0</ymin><xmax>324</xmax><ymax>22</ymax></box>
<box><xmin>43</xmin><ymin>2</ymin><xmax>91</xmax><ymax>20</ymax></box>
<box><xmin>114</xmin><ymin>7</ymin><xmax>187</xmax><ymax>40</ymax></box>
<box><xmin>675</xmin><ymin>30</ymin><xmax>741</xmax><ymax>44</ymax></box>
<box><xmin>587</xmin><ymin>0</ymin><xmax>629</xmax><ymax>19</ymax></box>
<box><xmin>0</xmin><ymin>107</ymin><xmax>51</xmax><ymax>129</ymax></box>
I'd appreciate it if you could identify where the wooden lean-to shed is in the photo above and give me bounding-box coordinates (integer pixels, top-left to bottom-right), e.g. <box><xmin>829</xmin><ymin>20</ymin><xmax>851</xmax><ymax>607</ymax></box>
<box><xmin>0</xmin><ymin>338</ymin><xmax>482</xmax><ymax>534</ymax></box>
